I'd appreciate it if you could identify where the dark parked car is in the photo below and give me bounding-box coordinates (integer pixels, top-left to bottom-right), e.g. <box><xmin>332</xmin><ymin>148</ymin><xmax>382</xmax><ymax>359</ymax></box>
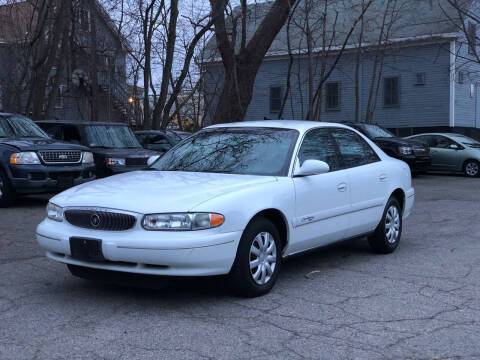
<box><xmin>135</xmin><ymin>130</ymin><xmax>189</xmax><ymax>154</ymax></box>
<box><xmin>37</xmin><ymin>121</ymin><xmax>160</xmax><ymax>178</ymax></box>
<box><xmin>0</xmin><ymin>113</ymin><xmax>95</xmax><ymax>207</ymax></box>
<box><xmin>345</xmin><ymin>123</ymin><xmax>431</xmax><ymax>173</ymax></box>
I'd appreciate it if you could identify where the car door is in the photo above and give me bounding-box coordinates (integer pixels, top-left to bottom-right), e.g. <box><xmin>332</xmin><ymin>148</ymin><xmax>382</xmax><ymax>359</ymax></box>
<box><xmin>429</xmin><ymin>135</ymin><xmax>461</xmax><ymax>170</ymax></box>
<box><xmin>330</xmin><ymin>128</ymin><xmax>389</xmax><ymax>237</ymax></box>
<box><xmin>290</xmin><ymin>128</ymin><xmax>350</xmax><ymax>254</ymax></box>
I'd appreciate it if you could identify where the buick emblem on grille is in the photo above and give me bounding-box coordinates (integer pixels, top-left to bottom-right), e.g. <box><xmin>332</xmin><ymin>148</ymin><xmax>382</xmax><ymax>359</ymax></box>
<box><xmin>90</xmin><ymin>213</ymin><xmax>101</xmax><ymax>227</ymax></box>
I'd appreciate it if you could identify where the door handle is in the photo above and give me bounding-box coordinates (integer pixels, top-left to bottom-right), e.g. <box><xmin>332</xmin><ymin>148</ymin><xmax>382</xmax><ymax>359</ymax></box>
<box><xmin>337</xmin><ymin>183</ymin><xmax>347</xmax><ymax>192</ymax></box>
<box><xmin>379</xmin><ymin>174</ymin><xmax>388</xmax><ymax>182</ymax></box>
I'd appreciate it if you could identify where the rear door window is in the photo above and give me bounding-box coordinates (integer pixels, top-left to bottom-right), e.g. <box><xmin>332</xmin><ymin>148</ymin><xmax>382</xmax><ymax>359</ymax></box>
<box><xmin>330</xmin><ymin>128</ymin><xmax>380</xmax><ymax>169</ymax></box>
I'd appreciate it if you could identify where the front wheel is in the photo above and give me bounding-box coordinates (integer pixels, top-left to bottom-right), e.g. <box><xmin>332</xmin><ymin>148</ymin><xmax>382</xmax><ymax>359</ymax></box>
<box><xmin>464</xmin><ymin>160</ymin><xmax>479</xmax><ymax>177</ymax></box>
<box><xmin>0</xmin><ymin>170</ymin><xmax>16</xmax><ymax>208</ymax></box>
<box><xmin>228</xmin><ymin>217</ymin><xmax>282</xmax><ymax>297</ymax></box>
<box><xmin>368</xmin><ymin>197</ymin><xmax>402</xmax><ymax>254</ymax></box>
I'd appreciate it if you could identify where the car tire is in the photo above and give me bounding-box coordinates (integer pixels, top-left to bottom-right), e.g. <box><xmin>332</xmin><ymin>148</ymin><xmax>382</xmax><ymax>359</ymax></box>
<box><xmin>228</xmin><ymin>217</ymin><xmax>282</xmax><ymax>297</ymax></box>
<box><xmin>464</xmin><ymin>160</ymin><xmax>480</xmax><ymax>178</ymax></box>
<box><xmin>0</xmin><ymin>169</ymin><xmax>16</xmax><ymax>208</ymax></box>
<box><xmin>368</xmin><ymin>197</ymin><xmax>402</xmax><ymax>254</ymax></box>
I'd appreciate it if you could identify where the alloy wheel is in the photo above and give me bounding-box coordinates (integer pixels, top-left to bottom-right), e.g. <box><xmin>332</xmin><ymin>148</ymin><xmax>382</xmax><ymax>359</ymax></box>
<box><xmin>249</xmin><ymin>232</ymin><xmax>277</xmax><ymax>285</ymax></box>
<box><xmin>465</xmin><ymin>162</ymin><xmax>479</xmax><ymax>177</ymax></box>
<box><xmin>385</xmin><ymin>205</ymin><xmax>400</xmax><ymax>244</ymax></box>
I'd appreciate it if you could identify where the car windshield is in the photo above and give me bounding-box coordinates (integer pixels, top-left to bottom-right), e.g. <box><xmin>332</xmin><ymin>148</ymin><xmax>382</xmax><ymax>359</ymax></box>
<box><xmin>450</xmin><ymin>134</ymin><xmax>480</xmax><ymax>148</ymax></box>
<box><xmin>361</xmin><ymin>124</ymin><xmax>395</xmax><ymax>138</ymax></box>
<box><xmin>0</xmin><ymin>115</ymin><xmax>49</xmax><ymax>139</ymax></box>
<box><xmin>151</xmin><ymin>127</ymin><xmax>299</xmax><ymax>176</ymax></box>
<box><xmin>85</xmin><ymin>125</ymin><xmax>141</xmax><ymax>148</ymax></box>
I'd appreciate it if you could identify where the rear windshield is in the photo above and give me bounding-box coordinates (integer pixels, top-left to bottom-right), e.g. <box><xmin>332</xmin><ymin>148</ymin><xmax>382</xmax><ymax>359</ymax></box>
<box><xmin>0</xmin><ymin>115</ymin><xmax>49</xmax><ymax>139</ymax></box>
<box><xmin>85</xmin><ymin>125</ymin><xmax>141</xmax><ymax>148</ymax></box>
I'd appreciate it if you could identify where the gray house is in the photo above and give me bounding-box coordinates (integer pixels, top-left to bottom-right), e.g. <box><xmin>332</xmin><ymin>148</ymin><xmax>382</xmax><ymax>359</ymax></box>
<box><xmin>0</xmin><ymin>0</ymin><xmax>133</xmax><ymax>123</ymax></box>
<box><xmin>202</xmin><ymin>0</ymin><xmax>480</xmax><ymax>138</ymax></box>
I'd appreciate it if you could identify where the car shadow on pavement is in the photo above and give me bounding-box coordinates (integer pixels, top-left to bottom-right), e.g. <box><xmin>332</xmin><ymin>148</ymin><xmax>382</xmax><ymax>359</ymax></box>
<box><xmin>63</xmin><ymin>236</ymin><xmax>373</xmax><ymax>301</ymax></box>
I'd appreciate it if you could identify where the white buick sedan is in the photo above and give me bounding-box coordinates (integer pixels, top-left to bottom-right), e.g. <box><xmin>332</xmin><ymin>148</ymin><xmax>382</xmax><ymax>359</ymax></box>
<box><xmin>37</xmin><ymin>121</ymin><xmax>414</xmax><ymax>297</ymax></box>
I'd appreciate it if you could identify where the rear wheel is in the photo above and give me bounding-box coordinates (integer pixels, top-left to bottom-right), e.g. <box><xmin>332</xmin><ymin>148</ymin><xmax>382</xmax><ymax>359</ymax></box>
<box><xmin>229</xmin><ymin>217</ymin><xmax>281</xmax><ymax>297</ymax></box>
<box><xmin>0</xmin><ymin>170</ymin><xmax>16</xmax><ymax>207</ymax></box>
<box><xmin>368</xmin><ymin>197</ymin><xmax>402</xmax><ymax>254</ymax></box>
<box><xmin>464</xmin><ymin>160</ymin><xmax>479</xmax><ymax>177</ymax></box>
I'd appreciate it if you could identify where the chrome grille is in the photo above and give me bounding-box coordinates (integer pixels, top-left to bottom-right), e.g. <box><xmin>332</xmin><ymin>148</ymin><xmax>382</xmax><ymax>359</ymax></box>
<box><xmin>64</xmin><ymin>209</ymin><xmax>136</xmax><ymax>231</ymax></box>
<box><xmin>125</xmin><ymin>157</ymin><xmax>148</xmax><ymax>166</ymax></box>
<box><xmin>39</xmin><ymin>150</ymin><xmax>82</xmax><ymax>164</ymax></box>
<box><xmin>413</xmin><ymin>145</ymin><xmax>429</xmax><ymax>155</ymax></box>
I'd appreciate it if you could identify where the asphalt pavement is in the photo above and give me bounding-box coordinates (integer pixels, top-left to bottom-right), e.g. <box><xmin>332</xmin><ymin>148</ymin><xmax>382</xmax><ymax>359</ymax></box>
<box><xmin>1</xmin><ymin>175</ymin><xmax>480</xmax><ymax>359</ymax></box>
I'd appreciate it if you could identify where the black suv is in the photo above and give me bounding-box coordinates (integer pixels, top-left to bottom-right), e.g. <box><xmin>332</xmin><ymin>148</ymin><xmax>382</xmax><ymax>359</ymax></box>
<box><xmin>346</xmin><ymin>123</ymin><xmax>431</xmax><ymax>173</ymax></box>
<box><xmin>0</xmin><ymin>113</ymin><xmax>95</xmax><ymax>207</ymax></box>
<box><xmin>37</xmin><ymin>121</ymin><xmax>160</xmax><ymax>178</ymax></box>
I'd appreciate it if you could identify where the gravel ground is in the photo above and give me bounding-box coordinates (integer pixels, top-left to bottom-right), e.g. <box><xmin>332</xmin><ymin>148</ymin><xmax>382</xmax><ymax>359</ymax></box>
<box><xmin>1</xmin><ymin>175</ymin><xmax>480</xmax><ymax>360</ymax></box>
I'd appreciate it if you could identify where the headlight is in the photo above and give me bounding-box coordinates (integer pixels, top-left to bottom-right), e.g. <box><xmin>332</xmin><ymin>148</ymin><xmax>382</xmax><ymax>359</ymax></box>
<box><xmin>47</xmin><ymin>202</ymin><xmax>63</xmax><ymax>222</ymax></box>
<box><xmin>147</xmin><ymin>155</ymin><xmax>160</xmax><ymax>166</ymax></box>
<box><xmin>82</xmin><ymin>152</ymin><xmax>94</xmax><ymax>164</ymax></box>
<box><xmin>398</xmin><ymin>146</ymin><xmax>413</xmax><ymax>155</ymax></box>
<box><xmin>9</xmin><ymin>152</ymin><xmax>41</xmax><ymax>165</ymax></box>
<box><xmin>106</xmin><ymin>158</ymin><xmax>125</xmax><ymax>166</ymax></box>
<box><xmin>142</xmin><ymin>213</ymin><xmax>224</xmax><ymax>231</ymax></box>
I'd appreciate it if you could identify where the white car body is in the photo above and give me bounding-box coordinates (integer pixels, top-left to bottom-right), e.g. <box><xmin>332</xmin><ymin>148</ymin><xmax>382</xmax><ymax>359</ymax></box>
<box><xmin>37</xmin><ymin>121</ymin><xmax>414</xmax><ymax>278</ymax></box>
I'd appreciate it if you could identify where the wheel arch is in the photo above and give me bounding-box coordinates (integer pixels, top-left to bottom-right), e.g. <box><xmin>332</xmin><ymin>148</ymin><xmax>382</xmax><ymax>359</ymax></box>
<box><xmin>247</xmin><ymin>208</ymin><xmax>290</xmax><ymax>253</ymax></box>
<box><xmin>390</xmin><ymin>188</ymin><xmax>405</xmax><ymax>212</ymax></box>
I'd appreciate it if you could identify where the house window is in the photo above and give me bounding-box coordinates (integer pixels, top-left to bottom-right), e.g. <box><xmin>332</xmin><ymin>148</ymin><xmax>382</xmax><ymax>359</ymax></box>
<box><xmin>325</xmin><ymin>82</ymin><xmax>340</xmax><ymax>111</ymax></box>
<box><xmin>384</xmin><ymin>77</ymin><xmax>400</xmax><ymax>107</ymax></box>
<box><xmin>55</xmin><ymin>85</ymin><xmax>65</xmax><ymax>109</ymax></box>
<box><xmin>459</xmin><ymin>71</ymin><xmax>466</xmax><ymax>84</ymax></box>
<box><xmin>415</xmin><ymin>73</ymin><xmax>425</xmax><ymax>85</ymax></box>
<box><xmin>471</xmin><ymin>83</ymin><xmax>475</xmax><ymax>98</ymax></box>
<box><xmin>468</xmin><ymin>22</ymin><xmax>477</xmax><ymax>55</ymax></box>
<box><xmin>79</xmin><ymin>8</ymin><xmax>90</xmax><ymax>32</ymax></box>
<box><xmin>269</xmin><ymin>86</ymin><xmax>282</xmax><ymax>113</ymax></box>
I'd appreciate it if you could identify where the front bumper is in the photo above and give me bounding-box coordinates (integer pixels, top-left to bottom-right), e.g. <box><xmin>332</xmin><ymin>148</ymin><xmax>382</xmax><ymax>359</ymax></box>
<box><xmin>36</xmin><ymin>218</ymin><xmax>242</xmax><ymax>276</ymax></box>
<box><xmin>399</xmin><ymin>155</ymin><xmax>431</xmax><ymax>172</ymax></box>
<box><xmin>9</xmin><ymin>164</ymin><xmax>96</xmax><ymax>194</ymax></box>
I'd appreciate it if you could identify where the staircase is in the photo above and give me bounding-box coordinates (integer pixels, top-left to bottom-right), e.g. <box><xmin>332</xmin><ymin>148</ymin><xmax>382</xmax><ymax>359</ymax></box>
<box><xmin>98</xmin><ymin>71</ymin><xmax>138</xmax><ymax>125</ymax></box>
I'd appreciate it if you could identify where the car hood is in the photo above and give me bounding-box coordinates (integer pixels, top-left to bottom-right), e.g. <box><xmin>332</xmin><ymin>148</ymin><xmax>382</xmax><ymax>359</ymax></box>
<box><xmin>51</xmin><ymin>170</ymin><xmax>277</xmax><ymax>213</ymax></box>
<box><xmin>89</xmin><ymin>147</ymin><xmax>159</xmax><ymax>158</ymax></box>
<box><xmin>374</xmin><ymin>137</ymin><xmax>425</xmax><ymax>148</ymax></box>
<box><xmin>0</xmin><ymin>138</ymin><xmax>89</xmax><ymax>151</ymax></box>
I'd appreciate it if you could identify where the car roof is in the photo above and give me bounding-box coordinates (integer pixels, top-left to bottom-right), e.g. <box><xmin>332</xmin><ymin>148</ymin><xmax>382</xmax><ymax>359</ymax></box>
<box><xmin>207</xmin><ymin>120</ymin><xmax>354</xmax><ymax>133</ymax></box>
<box><xmin>135</xmin><ymin>130</ymin><xmax>170</xmax><ymax>134</ymax></box>
<box><xmin>37</xmin><ymin>120</ymin><xmax>127</xmax><ymax>126</ymax></box>
<box><xmin>409</xmin><ymin>133</ymin><xmax>466</xmax><ymax>138</ymax></box>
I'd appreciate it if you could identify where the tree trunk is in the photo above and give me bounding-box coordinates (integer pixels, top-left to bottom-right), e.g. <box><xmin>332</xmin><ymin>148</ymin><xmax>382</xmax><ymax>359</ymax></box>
<box><xmin>210</xmin><ymin>0</ymin><xmax>297</xmax><ymax>124</ymax></box>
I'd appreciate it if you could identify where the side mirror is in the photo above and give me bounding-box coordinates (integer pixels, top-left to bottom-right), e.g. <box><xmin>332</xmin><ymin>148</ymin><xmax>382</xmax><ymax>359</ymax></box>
<box><xmin>294</xmin><ymin>159</ymin><xmax>330</xmax><ymax>177</ymax></box>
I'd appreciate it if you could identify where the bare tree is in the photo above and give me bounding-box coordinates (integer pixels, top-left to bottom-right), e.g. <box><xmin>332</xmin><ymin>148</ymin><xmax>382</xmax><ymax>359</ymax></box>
<box><xmin>308</xmin><ymin>0</ymin><xmax>374</xmax><ymax>121</ymax></box>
